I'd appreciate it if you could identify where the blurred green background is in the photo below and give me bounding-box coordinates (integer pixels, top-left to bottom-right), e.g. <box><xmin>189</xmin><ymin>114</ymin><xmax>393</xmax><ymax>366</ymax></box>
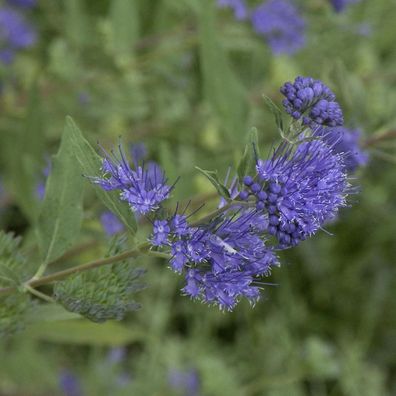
<box><xmin>0</xmin><ymin>0</ymin><xmax>395</xmax><ymax>395</ymax></box>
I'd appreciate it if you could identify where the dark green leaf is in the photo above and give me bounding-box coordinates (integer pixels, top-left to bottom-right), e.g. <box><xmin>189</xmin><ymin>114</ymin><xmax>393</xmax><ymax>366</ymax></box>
<box><xmin>237</xmin><ymin>128</ymin><xmax>260</xmax><ymax>183</ymax></box>
<box><xmin>64</xmin><ymin>116</ymin><xmax>137</xmax><ymax>234</ymax></box>
<box><xmin>262</xmin><ymin>95</ymin><xmax>284</xmax><ymax>133</ymax></box>
<box><xmin>0</xmin><ymin>232</ymin><xmax>32</xmax><ymax>337</ymax></box>
<box><xmin>0</xmin><ymin>84</ymin><xmax>45</xmax><ymax>222</ymax></box>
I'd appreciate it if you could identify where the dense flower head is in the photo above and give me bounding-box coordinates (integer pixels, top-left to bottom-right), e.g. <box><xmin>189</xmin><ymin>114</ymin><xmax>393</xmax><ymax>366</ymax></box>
<box><xmin>0</xmin><ymin>7</ymin><xmax>36</xmax><ymax>64</ymax></box>
<box><xmin>217</xmin><ymin>0</ymin><xmax>248</xmax><ymax>21</ymax></box>
<box><xmin>330</xmin><ymin>0</ymin><xmax>360</xmax><ymax>13</ymax></box>
<box><xmin>317</xmin><ymin>126</ymin><xmax>368</xmax><ymax>172</ymax></box>
<box><xmin>251</xmin><ymin>0</ymin><xmax>305</xmax><ymax>55</ymax></box>
<box><xmin>6</xmin><ymin>0</ymin><xmax>37</xmax><ymax>9</ymax></box>
<box><xmin>240</xmin><ymin>138</ymin><xmax>349</xmax><ymax>248</ymax></box>
<box><xmin>100</xmin><ymin>211</ymin><xmax>125</xmax><ymax>236</ymax></box>
<box><xmin>151</xmin><ymin>209</ymin><xmax>278</xmax><ymax>310</ymax></box>
<box><xmin>280</xmin><ymin>76</ymin><xmax>344</xmax><ymax>127</ymax></box>
<box><xmin>92</xmin><ymin>145</ymin><xmax>172</xmax><ymax>215</ymax></box>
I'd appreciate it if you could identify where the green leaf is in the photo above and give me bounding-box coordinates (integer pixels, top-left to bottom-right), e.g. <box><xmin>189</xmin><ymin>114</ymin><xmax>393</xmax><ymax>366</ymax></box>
<box><xmin>0</xmin><ymin>294</ymin><xmax>32</xmax><ymax>338</ymax></box>
<box><xmin>262</xmin><ymin>95</ymin><xmax>284</xmax><ymax>133</ymax></box>
<box><xmin>195</xmin><ymin>166</ymin><xmax>230</xmax><ymax>199</ymax></box>
<box><xmin>237</xmin><ymin>127</ymin><xmax>260</xmax><ymax>182</ymax></box>
<box><xmin>54</xmin><ymin>259</ymin><xmax>146</xmax><ymax>323</ymax></box>
<box><xmin>198</xmin><ymin>0</ymin><xmax>247</xmax><ymax>143</ymax></box>
<box><xmin>64</xmin><ymin>116</ymin><xmax>137</xmax><ymax>234</ymax></box>
<box><xmin>109</xmin><ymin>0</ymin><xmax>139</xmax><ymax>56</ymax></box>
<box><xmin>37</xmin><ymin>126</ymin><xmax>84</xmax><ymax>264</ymax></box>
<box><xmin>27</xmin><ymin>319</ymin><xmax>144</xmax><ymax>346</ymax></box>
<box><xmin>0</xmin><ymin>232</ymin><xmax>32</xmax><ymax>337</ymax></box>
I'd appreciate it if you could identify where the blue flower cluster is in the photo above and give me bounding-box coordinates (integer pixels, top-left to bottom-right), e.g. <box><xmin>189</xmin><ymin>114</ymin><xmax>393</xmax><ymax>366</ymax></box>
<box><xmin>218</xmin><ymin>0</ymin><xmax>361</xmax><ymax>56</ymax></box>
<box><xmin>280</xmin><ymin>76</ymin><xmax>344</xmax><ymax>127</ymax></box>
<box><xmin>0</xmin><ymin>4</ymin><xmax>36</xmax><ymax>64</ymax></box>
<box><xmin>93</xmin><ymin>145</ymin><xmax>172</xmax><ymax>215</ymax></box>
<box><xmin>217</xmin><ymin>0</ymin><xmax>305</xmax><ymax>55</ymax></box>
<box><xmin>96</xmin><ymin>77</ymin><xmax>356</xmax><ymax>311</ymax></box>
<box><xmin>251</xmin><ymin>0</ymin><xmax>305</xmax><ymax>55</ymax></box>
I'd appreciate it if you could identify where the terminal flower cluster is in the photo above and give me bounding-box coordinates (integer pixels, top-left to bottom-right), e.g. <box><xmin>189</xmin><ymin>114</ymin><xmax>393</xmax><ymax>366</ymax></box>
<box><xmin>280</xmin><ymin>76</ymin><xmax>344</xmax><ymax>127</ymax></box>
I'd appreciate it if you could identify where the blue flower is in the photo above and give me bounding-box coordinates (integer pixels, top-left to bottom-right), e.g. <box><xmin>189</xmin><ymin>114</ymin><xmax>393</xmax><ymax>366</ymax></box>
<box><xmin>36</xmin><ymin>158</ymin><xmax>51</xmax><ymax>200</ymax></box>
<box><xmin>330</xmin><ymin>0</ymin><xmax>360</xmax><ymax>13</ymax></box>
<box><xmin>317</xmin><ymin>126</ymin><xmax>368</xmax><ymax>173</ymax></box>
<box><xmin>100</xmin><ymin>211</ymin><xmax>125</xmax><ymax>236</ymax></box>
<box><xmin>6</xmin><ymin>0</ymin><xmax>37</xmax><ymax>9</ymax></box>
<box><xmin>93</xmin><ymin>145</ymin><xmax>172</xmax><ymax>215</ymax></box>
<box><xmin>152</xmin><ymin>219</ymin><xmax>170</xmax><ymax>246</ymax></box>
<box><xmin>168</xmin><ymin>368</ymin><xmax>201</xmax><ymax>396</ymax></box>
<box><xmin>217</xmin><ymin>0</ymin><xmax>248</xmax><ymax>21</ymax></box>
<box><xmin>58</xmin><ymin>370</ymin><xmax>82</xmax><ymax>396</ymax></box>
<box><xmin>0</xmin><ymin>7</ymin><xmax>36</xmax><ymax>64</ymax></box>
<box><xmin>280</xmin><ymin>76</ymin><xmax>344</xmax><ymax>127</ymax></box>
<box><xmin>241</xmin><ymin>138</ymin><xmax>349</xmax><ymax>248</ymax></box>
<box><xmin>251</xmin><ymin>0</ymin><xmax>305</xmax><ymax>55</ymax></box>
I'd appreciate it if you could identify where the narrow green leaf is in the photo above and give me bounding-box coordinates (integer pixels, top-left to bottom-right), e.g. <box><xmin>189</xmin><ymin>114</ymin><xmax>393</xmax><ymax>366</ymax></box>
<box><xmin>198</xmin><ymin>0</ymin><xmax>247</xmax><ymax>142</ymax></box>
<box><xmin>64</xmin><ymin>116</ymin><xmax>137</xmax><ymax>234</ymax></box>
<box><xmin>195</xmin><ymin>166</ymin><xmax>230</xmax><ymax>199</ymax></box>
<box><xmin>262</xmin><ymin>95</ymin><xmax>284</xmax><ymax>133</ymax></box>
<box><xmin>110</xmin><ymin>0</ymin><xmax>139</xmax><ymax>56</ymax></box>
<box><xmin>1</xmin><ymin>84</ymin><xmax>45</xmax><ymax>222</ymax></box>
<box><xmin>37</xmin><ymin>126</ymin><xmax>84</xmax><ymax>264</ymax></box>
<box><xmin>237</xmin><ymin>128</ymin><xmax>260</xmax><ymax>182</ymax></box>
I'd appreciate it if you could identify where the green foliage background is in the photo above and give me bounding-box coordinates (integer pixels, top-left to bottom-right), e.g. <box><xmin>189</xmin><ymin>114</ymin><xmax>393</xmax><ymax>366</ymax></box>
<box><xmin>0</xmin><ymin>0</ymin><xmax>395</xmax><ymax>395</ymax></box>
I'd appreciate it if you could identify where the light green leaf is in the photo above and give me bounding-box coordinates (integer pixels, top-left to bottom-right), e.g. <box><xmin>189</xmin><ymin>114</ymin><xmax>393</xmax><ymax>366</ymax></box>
<box><xmin>27</xmin><ymin>319</ymin><xmax>144</xmax><ymax>346</ymax></box>
<box><xmin>37</xmin><ymin>125</ymin><xmax>84</xmax><ymax>264</ymax></box>
<box><xmin>64</xmin><ymin>116</ymin><xmax>137</xmax><ymax>234</ymax></box>
<box><xmin>195</xmin><ymin>166</ymin><xmax>230</xmax><ymax>199</ymax></box>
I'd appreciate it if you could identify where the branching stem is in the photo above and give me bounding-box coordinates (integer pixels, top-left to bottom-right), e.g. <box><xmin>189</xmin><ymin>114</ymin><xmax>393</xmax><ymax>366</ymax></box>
<box><xmin>0</xmin><ymin>199</ymin><xmax>250</xmax><ymax>298</ymax></box>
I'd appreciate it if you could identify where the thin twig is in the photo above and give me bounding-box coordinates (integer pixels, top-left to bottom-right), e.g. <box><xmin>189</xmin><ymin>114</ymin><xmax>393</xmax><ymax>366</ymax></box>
<box><xmin>0</xmin><ymin>242</ymin><xmax>151</xmax><ymax>297</ymax></box>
